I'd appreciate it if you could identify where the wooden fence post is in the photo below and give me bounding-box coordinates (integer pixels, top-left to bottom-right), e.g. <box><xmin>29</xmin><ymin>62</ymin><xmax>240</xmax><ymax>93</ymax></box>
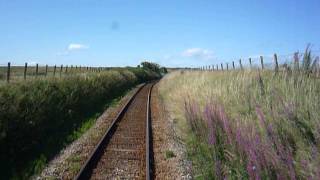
<box><xmin>216</xmin><ymin>64</ymin><xmax>218</xmax><ymax>71</ymax></box>
<box><xmin>65</xmin><ymin>65</ymin><xmax>68</xmax><ymax>73</ymax></box>
<box><xmin>226</xmin><ymin>63</ymin><xmax>229</xmax><ymax>70</ymax></box>
<box><xmin>274</xmin><ymin>53</ymin><xmax>279</xmax><ymax>73</ymax></box>
<box><xmin>45</xmin><ymin>64</ymin><xmax>48</xmax><ymax>76</ymax></box>
<box><xmin>7</xmin><ymin>62</ymin><xmax>11</xmax><ymax>83</ymax></box>
<box><xmin>249</xmin><ymin>58</ymin><xmax>252</xmax><ymax>69</ymax></box>
<box><xmin>60</xmin><ymin>65</ymin><xmax>63</xmax><ymax>77</ymax></box>
<box><xmin>24</xmin><ymin>62</ymin><xmax>27</xmax><ymax>80</ymax></box>
<box><xmin>239</xmin><ymin>59</ymin><xmax>243</xmax><ymax>70</ymax></box>
<box><xmin>36</xmin><ymin>64</ymin><xmax>39</xmax><ymax>78</ymax></box>
<box><xmin>221</xmin><ymin>63</ymin><xmax>224</xmax><ymax>71</ymax></box>
<box><xmin>232</xmin><ymin>61</ymin><xmax>235</xmax><ymax>70</ymax></box>
<box><xmin>53</xmin><ymin>65</ymin><xmax>56</xmax><ymax>76</ymax></box>
<box><xmin>260</xmin><ymin>56</ymin><xmax>264</xmax><ymax>69</ymax></box>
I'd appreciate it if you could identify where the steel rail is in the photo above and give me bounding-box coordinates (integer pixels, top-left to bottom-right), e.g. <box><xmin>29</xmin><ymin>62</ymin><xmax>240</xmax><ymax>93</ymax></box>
<box><xmin>146</xmin><ymin>83</ymin><xmax>155</xmax><ymax>180</ymax></box>
<box><xmin>74</xmin><ymin>83</ymin><xmax>147</xmax><ymax>180</ymax></box>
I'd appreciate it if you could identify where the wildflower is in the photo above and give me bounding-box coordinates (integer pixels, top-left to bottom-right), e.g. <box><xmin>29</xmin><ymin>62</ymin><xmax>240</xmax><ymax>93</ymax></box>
<box><xmin>204</xmin><ymin>104</ymin><xmax>216</xmax><ymax>145</ymax></box>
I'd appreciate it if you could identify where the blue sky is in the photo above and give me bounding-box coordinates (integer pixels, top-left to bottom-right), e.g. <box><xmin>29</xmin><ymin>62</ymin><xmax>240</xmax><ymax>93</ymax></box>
<box><xmin>0</xmin><ymin>0</ymin><xmax>319</xmax><ymax>67</ymax></box>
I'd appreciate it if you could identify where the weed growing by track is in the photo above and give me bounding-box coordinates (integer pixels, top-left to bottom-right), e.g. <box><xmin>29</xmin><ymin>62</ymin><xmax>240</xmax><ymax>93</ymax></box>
<box><xmin>159</xmin><ymin>51</ymin><xmax>320</xmax><ymax>179</ymax></box>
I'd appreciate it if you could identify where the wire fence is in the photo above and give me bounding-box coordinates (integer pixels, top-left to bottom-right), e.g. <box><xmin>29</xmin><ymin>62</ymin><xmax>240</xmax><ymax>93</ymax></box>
<box><xmin>196</xmin><ymin>50</ymin><xmax>320</xmax><ymax>73</ymax></box>
<box><xmin>0</xmin><ymin>62</ymin><xmax>115</xmax><ymax>83</ymax></box>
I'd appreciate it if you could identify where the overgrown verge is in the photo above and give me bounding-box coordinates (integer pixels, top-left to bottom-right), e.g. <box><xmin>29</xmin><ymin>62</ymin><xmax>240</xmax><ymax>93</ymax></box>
<box><xmin>159</xmin><ymin>52</ymin><xmax>320</xmax><ymax>179</ymax></box>
<box><xmin>0</xmin><ymin>68</ymin><xmax>159</xmax><ymax>179</ymax></box>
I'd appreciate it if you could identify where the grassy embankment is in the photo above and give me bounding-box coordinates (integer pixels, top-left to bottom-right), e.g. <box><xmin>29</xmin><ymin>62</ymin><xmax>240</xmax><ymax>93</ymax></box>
<box><xmin>159</xmin><ymin>53</ymin><xmax>320</xmax><ymax>179</ymax></box>
<box><xmin>0</xmin><ymin>67</ymin><xmax>160</xmax><ymax>179</ymax></box>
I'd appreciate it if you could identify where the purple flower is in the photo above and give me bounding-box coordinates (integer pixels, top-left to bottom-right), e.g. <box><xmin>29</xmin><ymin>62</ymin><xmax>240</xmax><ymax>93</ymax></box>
<box><xmin>205</xmin><ymin>105</ymin><xmax>216</xmax><ymax>145</ymax></box>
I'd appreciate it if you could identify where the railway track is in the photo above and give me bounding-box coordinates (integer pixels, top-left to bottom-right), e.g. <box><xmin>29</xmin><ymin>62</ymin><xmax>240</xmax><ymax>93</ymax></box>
<box><xmin>74</xmin><ymin>83</ymin><xmax>154</xmax><ymax>180</ymax></box>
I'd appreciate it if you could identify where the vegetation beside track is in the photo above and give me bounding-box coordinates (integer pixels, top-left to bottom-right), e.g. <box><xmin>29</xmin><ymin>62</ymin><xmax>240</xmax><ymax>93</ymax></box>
<box><xmin>0</xmin><ymin>67</ymin><xmax>160</xmax><ymax>179</ymax></box>
<box><xmin>159</xmin><ymin>51</ymin><xmax>320</xmax><ymax>179</ymax></box>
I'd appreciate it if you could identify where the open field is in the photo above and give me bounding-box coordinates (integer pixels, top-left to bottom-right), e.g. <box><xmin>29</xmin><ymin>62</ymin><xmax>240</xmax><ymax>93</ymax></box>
<box><xmin>159</xmin><ymin>62</ymin><xmax>320</xmax><ymax>178</ymax></box>
<box><xmin>0</xmin><ymin>63</ymin><xmax>133</xmax><ymax>83</ymax></box>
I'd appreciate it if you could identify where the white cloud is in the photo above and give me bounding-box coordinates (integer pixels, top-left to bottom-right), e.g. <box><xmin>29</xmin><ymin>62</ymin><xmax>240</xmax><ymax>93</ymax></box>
<box><xmin>181</xmin><ymin>48</ymin><xmax>214</xmax><ymax>60</ymax></box>
<box><xmin>28</xmin><ymin>61</ymin><xmax>37</xmax><ymax>65</ymax></box>
<box><xmin>67</xmin><ymin>43</ymin><xmax>89</xmax><ymax>51</ymax></box>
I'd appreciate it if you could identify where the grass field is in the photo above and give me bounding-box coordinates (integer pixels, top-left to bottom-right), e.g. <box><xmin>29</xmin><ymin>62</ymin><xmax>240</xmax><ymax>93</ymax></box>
<box><xmin>0</xmin><ymin>64</ymin><xmax>126</xmax><ymax>83</ymax></box>
<box><xmin>159</xmin><ymin>54</ymin><xmax>320</xmax><ymax>179</ymax></box>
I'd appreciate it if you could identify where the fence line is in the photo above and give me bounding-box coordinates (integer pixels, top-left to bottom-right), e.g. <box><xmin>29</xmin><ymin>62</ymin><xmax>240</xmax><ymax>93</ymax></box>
<box><xmin>0</xmin><ymin>62</ymin><xmax>116</xmax><ymax>83</ymax></box>
<box><xmin>195</xmin><ymin>51</ymin><xmax>320</xmax><ymax>73</ymax></box>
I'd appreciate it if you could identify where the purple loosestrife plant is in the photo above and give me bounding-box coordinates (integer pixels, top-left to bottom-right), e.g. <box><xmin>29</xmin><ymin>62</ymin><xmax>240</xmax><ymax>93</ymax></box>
<box><xmin>204</xmin><ymin>104</ymin><xmax>216</xmax><ymax>145</ymax></box>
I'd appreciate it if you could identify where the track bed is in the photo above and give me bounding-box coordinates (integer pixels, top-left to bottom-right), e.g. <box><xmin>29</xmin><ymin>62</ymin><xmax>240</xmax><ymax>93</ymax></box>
<box><xmin>75</xmin><ymin>83</ymin><xmax>154</xmax><ymax>180</ymax></box>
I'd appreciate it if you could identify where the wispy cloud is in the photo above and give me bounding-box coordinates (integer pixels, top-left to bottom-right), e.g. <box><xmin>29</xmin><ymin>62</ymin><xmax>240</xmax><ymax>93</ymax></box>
<box><xmin>28</xmin><ymin>61</ymin><xmax>38</xmax><ymax>65</ymax></box>
<box><xmin>67</xmin><ymin>43</ymin><xmax>89</xmax><ymax>51</ymax></box>
<box><xmin>181</xmin><ymin>48</ymin><xmax>214</xmax><ymax>60</ymax></box>
<box><xmin>56</xmin><ymin>43</ymin><xmax>89</xmax><ymax>56</ymax></box>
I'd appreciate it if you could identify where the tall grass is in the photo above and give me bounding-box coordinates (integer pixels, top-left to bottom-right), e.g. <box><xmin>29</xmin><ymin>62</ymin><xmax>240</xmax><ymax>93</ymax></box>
<box><xmin>0</xmin><ymin>68</ymin><xmax>159</xmax><ymax>179</ymax></box>
<box><xmin>159</xmin><ymin>51</ymin><xmax>320</xmax><ymax>179</ymax></box>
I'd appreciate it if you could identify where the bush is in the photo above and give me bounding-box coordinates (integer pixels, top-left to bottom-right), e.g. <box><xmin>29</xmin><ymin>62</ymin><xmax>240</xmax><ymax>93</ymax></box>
<box><xmin>0</xmin><ymin>68</ymin><xmax>159</xmax><ymax>179</ymax></box>
<box><xmin>141</xmin><ymin>61</ymin><xmax>161</xmax><ymax>74</ymax></box>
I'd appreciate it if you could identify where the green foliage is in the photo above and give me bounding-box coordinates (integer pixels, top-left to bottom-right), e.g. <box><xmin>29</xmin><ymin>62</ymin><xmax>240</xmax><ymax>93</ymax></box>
<box><xmin>165</xmin><ymin>150</ymin><xmax>175</xmax><ymax>159</ymax></box>
<box><xmin>0</xmin><ymin>68</ymin><xmax>159</xmax><ymax>179</ymax></box>
<box><xmin>141</xmin><ymin>61</ymin><xmax>161</xmax><ymax>74</ymax></box>
<box><xmin>160</xmin><ymin>67</ymin><xmax>168</xmax><ymax>74</ymax></box>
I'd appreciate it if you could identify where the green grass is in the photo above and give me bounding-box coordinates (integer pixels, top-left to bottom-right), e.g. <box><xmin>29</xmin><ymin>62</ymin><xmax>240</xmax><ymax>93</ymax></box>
<box><xmin>0</xmin><ymin>67</ymin><xmax>160</xmax><ymax>179</ymax></box>
<box><xmin>159</xmin><ymin>64</ymin><xmax>320</xmax><ymax>179</ymax></box>
<box><xmin>165</xmin><ymin>150</ymin><xmax>176</xmax><ymax>159</ymax></box>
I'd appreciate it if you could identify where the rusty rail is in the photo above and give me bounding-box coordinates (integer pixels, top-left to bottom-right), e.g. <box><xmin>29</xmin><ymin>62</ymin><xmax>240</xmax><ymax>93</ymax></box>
<box><xmin>74</xmin><ymin>82</ymin><xmax>154</xmax><ymax>180</ymax></box>
<box><xmin>146</xmin><ymin>83</ymin><xmax>154</xmax><ymax>180</ymax></box>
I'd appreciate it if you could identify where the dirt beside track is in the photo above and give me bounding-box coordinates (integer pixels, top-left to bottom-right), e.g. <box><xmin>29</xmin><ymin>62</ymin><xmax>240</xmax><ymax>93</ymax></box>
<box><xmin>151</xmin><ymin>83</ymin><xmax>192</xmax><ymax>180</ymax></box>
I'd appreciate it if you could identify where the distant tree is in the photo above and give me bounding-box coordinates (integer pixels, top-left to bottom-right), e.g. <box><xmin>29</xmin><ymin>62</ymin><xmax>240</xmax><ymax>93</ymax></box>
<box><xmin>140</xmin><ymin>61</ymin><xmax>161</xmax><ymax>73</ymax></box>
<box><xmin>160</xmin><ymin>67</ymin><xmax>168</xmax><ymax>74</ymax></box>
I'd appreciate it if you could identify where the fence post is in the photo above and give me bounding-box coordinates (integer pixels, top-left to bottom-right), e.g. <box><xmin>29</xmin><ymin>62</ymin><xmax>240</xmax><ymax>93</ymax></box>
<box><xmin>65</xmin><ymin>65</ymin><xmax>68</xmax><ymax>73</ymax></box>
<box><xmin>260</xmin><ymin>56</ymin><xmax>264</xmax><ymax>70</ymax></box>
<box><xmin>24</xmin><ymin>62</ymin><xmax>27</xmax><ymax>80</ymax></box>
<box><xmin>232</xmin><ymin>61</ymin><xmax>235</xmax><ymax>70</ymax></box>
<box><xmin>239</xmin><ymin>59</ymin><xmax>243</xmax><ymax>70</ymax></box>
<box><xmin>36</xmin><ymin>63</ymin><xmax>39</xmax><ymax>78</ymax></box>
<box><xmin>249</xmin><ymin>58</ymin><xmax>252</xmax><ymax>69</ymax></box>
<box><xmin>212</xmin><ymin>65</ymin><xmax>214</xmax><ymax>71</ymax></box>
<box><xmin>221</xmin><ymin>63</ymin><xmax>224</xmax><ymax>71</ymax></box>
<box><xmin>274</xmin><ymin>53</ymin><xmax>279</xmax><ymax>73</ymax></box>
<box><xmin>53</xmin><ymin>65</ymin><xmax>56</xmax><ymax>76</ymax></box>
<box><xmin>216</xmin><ymin>64</ymin><xmax>218</xmax><ymax>71</ymax></box>
<box><xmin>7</xmin><ymin>62</ymin><xmax>11</xmax><ymax>83</ymax></box>
<box><xmin>226</xmin><ymin>63</ymin><xmax>229</xmax><ymax>70</ymax></box>
<box><xmin>60</xmin><ymin>65</ymin><xmax>63</xmax><ymax>77</ymax></box>
<box><xmin>45</xmin><ymin>64</ymin><xmax>48</xmax><ymax>76</ymax></box>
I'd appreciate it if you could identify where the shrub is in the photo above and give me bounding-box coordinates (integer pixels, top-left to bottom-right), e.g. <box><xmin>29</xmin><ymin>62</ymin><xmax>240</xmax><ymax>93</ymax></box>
<box><xmin>0</xmin><ymin>68</ymin><xmax>159</xmax><ymax>179</ymax></box>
